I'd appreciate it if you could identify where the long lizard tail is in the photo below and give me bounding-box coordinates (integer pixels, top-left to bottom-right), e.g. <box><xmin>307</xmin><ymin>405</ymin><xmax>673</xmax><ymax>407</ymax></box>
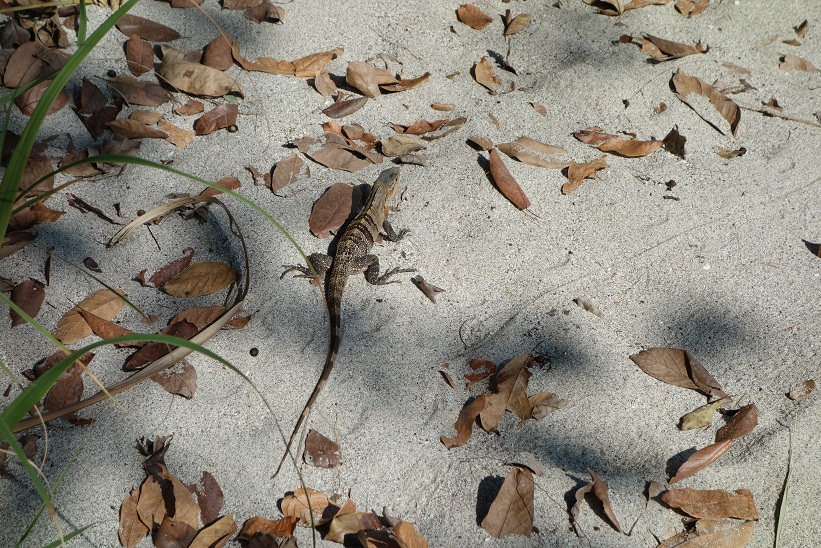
<box><xmin>273</xmin><ymin>276</ymin><xmax>344</xmax><ymax>477</ymax></box>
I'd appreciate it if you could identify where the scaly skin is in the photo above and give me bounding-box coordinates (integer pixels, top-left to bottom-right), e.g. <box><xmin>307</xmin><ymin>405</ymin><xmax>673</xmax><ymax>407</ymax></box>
<box><xmin>275</xmin><ymin>167</ymin><xmax>413</xmax><ymax>476</ymax></box>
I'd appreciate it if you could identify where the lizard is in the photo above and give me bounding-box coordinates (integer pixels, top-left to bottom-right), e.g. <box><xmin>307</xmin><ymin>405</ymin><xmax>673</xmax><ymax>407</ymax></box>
<box><xmin>274</xmin><ymin>166</ymin><xmax>413</xmax><ymax>476</ymax></box>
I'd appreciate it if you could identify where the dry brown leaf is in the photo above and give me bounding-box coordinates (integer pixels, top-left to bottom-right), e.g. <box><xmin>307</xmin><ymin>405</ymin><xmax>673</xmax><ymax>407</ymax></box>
<box><xmin>108</xmin><ymin>75</ymin><xmax>168</xmax><ymax>107</ymax></box>
<box><xmin>431</xmin><ymin>102</ymin><xmax>456</xmax><ymax>112</ymax></box>
<box><xmin>498</xmin><ymin>137</ymin><xmax>567</xmax><ymax>168</ymax></box>
<box><xmin>572</xmin><ymin>468</ymin><xmax>622</xmax><ymax>533</ymax></box>
<box><xmin>312</xmin><ymin>68</ymin><xmax>337</xmax><ymax>97</ymax></box>
<box><xmin>309</xmin><ymin>183</ymin><xmax>362</xmax><ymax>238</ymax></box>
<box><xmin>153</xmin><ymin>467</ymin><xmax>200</xmax><ymax>546</ymax></box>
<box><xmin>281</xmin><ymin>488</ymin><xmax>332</xmax><ymax>526</ymax></box>
<box><xmin>10</xmin><ymin>278</ymin><xmax>45</xmax><ymax>327</ymax></box>
<box><xmin>573</xmin><ymin>127</ymin><xmax>619</xmax><ymax>146</ymax></box>
<box><xmin>663</xmin><ymin>126</ymin><xmax>687</xmax><ymax>159</ymax></box>
<box><xmin>160</xmin><ymin>45</ymin><xmax>243</xmax><ymax>97</ymax></box>
<box><xmin>136</xmin><ymin>475</ymin><xmax>166</xmax><ymax>531</ymax></box>
<box><xmin>308</xmin><ymin>142</ymin><xmax>376</xmax><ymax>172</ymax></box>
<box><xmin>779</xmin><ymin>53</ymin><xmax>819</xmax><ymax>72</ymax></box>
<box><xmin>598</xmin><ymin>137</ymin><xmax>663</xmax><ymax>157</ymax></box>
<box><xmin>43</xmin><ymin>365</ymin><xmax>84</xmax><ymax>414</ymax></box>
<box><xmin>488</xmin><ymin>148</ymin><xmax>530</xmax><ymax>209</ymax></box>
<box><xmin>412</xmin><ymin>275</ymin><xmax>445</xmax><ymax>303</ymax></box>
<box><xmin>323</xmin><ymin>96</ymin><xmax>369</xmax><ymax>119</ymax></box>
<box><xmin>474</xmin><ymin>57</ymin><xmax>502</xmax><ymax>93</ymax></box>
<box><xmin>232</xmin><ymin>44</ymin><xmax>343</xmax><ymax>77</ymax></box>
<box><xmin>238</xmin><ymin>516</ymin><xmax>299</xmax><ymax>540</ymax></box>
<box><xmin>223</xmin><ymin>0</ymin><xmax>261</xmax><ymax>9</ymax></box>
<box><xmin>629</xmin><ymin>347</ymin><xmax>728</xmax><ymax>401</ymax></box>
<box><xmin>130</xmin><ymin>109</ymin><xmax>162</xmax><ymax>125</ymax></box>
<box><xmin>670</xmin><ymin>439</ymin><xmax>734</xmax><ymax>484</ymax></box>
<box><xmin>271</xmin><ymin>154</ymin><xmax>307</xmax><ymax>192</ymax></box>
<box><xmin>200</xmin><ymin>176</ymin><xmax>241</xmax><ymax>197</ymax></box>
<box><xmin>586</xmin><ymin>0</ymin><xmax>671</xmax><ymax>15</ymax></box>
<box><xmin>528</xmin><ymin>391</ymin><xmax>568</xmax><ymax>419</ymax></box>
<box><xmin>303</xmin><ymin>429</ymin><xmax>341</xmax><ymax>469</ymax></box>
<box><xmin>119</xmin><ymin>487</ymin><xmax>148</xmax><ymax>548</ymax></box>
<box><xmin>53</xmin><ymin>288</ymin><xmax>126</xmax><ymax>344</ymax></box>
<box><xmin>480</xmin><ymin>467</ymin><xmax>534</xmax><ymax>538</ymax></box>
<box><xmin>794</xmin><ymin>20</ymin><xmax>809</xmax><ymax>38</ymax></box>
<box><xmin>15</xmin><ymin>79</ymin><xmax>69</xmax><ymax>116</ymax></box>
<box><xmin>107</xmin><ymin>118</ymin><xmax>168</xmax><ymax>140</ymax></box>
<box><xmin>393</xmin><ymin>119</ymin><xmax>447</xmax><ymax>135</ymax></box>
<box><xmin>188</xmin><ymin>514</ymin><xmax>237</xmax><ymax>548</ymax></box>
<box><xmin>419</xmin><ymin>116</ymin><xmax>466</xmax><ymax>140</ymax></box>
<box><xmin>530</xmin><ymin>102</ymin><xmax>547</xmax><ymax>116</ymax></box>
<box><xmin>573</xmin><ymin>296</ymin><xmax>603</xmax><ymax>317</ymax></box>
<box><xmin>479</xmin><ymin>353</ymin><xmax>535</xmax><ymax>431</ymax></box>
<box><xmin>662</xmin><ymin>488</ymin><xmax>759</xmax><ymax>520</ymax></box>
<box><xmin>79</xmin><ymin>308</ymin><xmax>133</xmax><ymax>341</ymax></box>
<box><xmin>675</xmin><ymin>0</ymin><xmax>709</xmax><ymax>16</ymax></box>
<box><xmin>201</xmin><ymin>33</ymin><xmax>234</xmax><ymax>71</ymax></box>
<box><xmin>465</xmin><ymin>359</ymin><xmax>496</xmax><ymax>387</ymax></box>
<box><xmin>187</xmin><ymin>470</ymin><xmax>224</xmax><ymax>525</ymax></box>
<box><xmin>381</xmin><ymin>134</ymin><xmax>426</xmax><ymax>157</ymax></box>
<box><xmin>787</xmin><ymin>379</ymin><xmax>815</xmax><ymax>400</ymax></box>
<box><xmin>125</xmin><ymin>34</ymin><xmax>153</xmax><ymax>76</ymax></box>
<box><xmin>441</xmin><ymin>393</ymin><xmax>487</xmax><ymax>449</ymax></box>
<box><xmin>715</xmin><ymin>146</ymin><xmax>746</xmax><ymax>159</ymax></box>
<box><xmin>175</xmin><ymin>100</ymin><xmax>205</xmax><ymax>116</ymax></box>
<box><xmin>151</xmin><ymin>361</ymin><xmax>197</xmax><ymax>398</ymax></box>
<box><xmin>630</xmin><ymin>34</ymin><xmax>708</xmax><ymax>61</ymax></box>
<box><xmin>562</xmin><ymin>156</ymin><xmax>608</xmax><ymax>194</ymax></box>
<box><xmin>456</xmin><ymin>4</ymin><xmax>493</xmax><ymax>30</ymax></box>
<box><xmin>715</xmin><ymin>404</ymin><xmax>757</xmax><ymax>442</ymax></box>
<box><xmin>148</xmin><ymin>248</ymin><xmax>195</xmax><ymax>288</ymax></box>
<box><xmin>679</xmin><ymin>399</ymin><xmax>726</xmax><ymax>430</ymax></box>
<box><xmin>346</xmin><ymin>61</ymin><xmax>381</xmax><ymax>98</ymax></box>
<box><xmin>163</xmin><ymin>262</ymin><xmax>237</xmax><ymax>298</ymax></box>
<box><xmin>327</xmin><ymin>512</ymin><xmax>383</xmax><ymax>543</ymax></box>
<box><xmin>244</xmin><ymin>1</ymin><xmax>285</xmax><ymax>24</ymax></box>
<box><xmin>159</xmin><ymin>119</ymin><xmax>196</xmax><ymax>148</ymax></box>
<box><xmin>194</xmin><ymin>103</ymin><xmax>238</xmax><ymax>135</ymax></box>
<box><xmin>468</xmin><ymin>135</ymin><xmax>494</xmax><ymax>151</ymax></box>
<box><xmin>505</xmin><ymin>13</ymin><xmax>532</xmax><ymax>36</ymax></box>
<box><xmin>116</xmin><ymin>14</ymin><xmax>181</xmax><ymax>41</ymax></box>
<box><xmin>671</xmin><ymin>69</ymin><xmax>740</xmax><ymax>137</ymax></box>
<box><xmin>125</xmin><ymin>320</ymin><xmax>198</xmax><ymax>370</ymax></box>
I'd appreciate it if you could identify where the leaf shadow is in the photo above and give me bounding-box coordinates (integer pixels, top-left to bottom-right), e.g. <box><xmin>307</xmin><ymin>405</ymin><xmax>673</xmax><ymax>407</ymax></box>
<box><xmin>476</xmin><ymin>474</ymin><xmax>505</xmax><ymax>526</ymax></box>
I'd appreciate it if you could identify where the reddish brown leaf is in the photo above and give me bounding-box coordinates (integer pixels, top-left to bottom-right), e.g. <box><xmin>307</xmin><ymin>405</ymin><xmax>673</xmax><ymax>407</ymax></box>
<box><xmin>149</xmin><ymin>248</ymin><xmax>195</xmax><ymax>288</ymax></box>
<box><xmin>393</xmin><ymin>119</ymin><xmax>447</xmax><ymax>136</ymax></box>
<box><xmin>431</xmin><ymin>102</ymin><xmax>456</xmax><ymax>112</ymax></box>
<box><xmin>628</xmin><ymin>34</ymin><xmax>708</xmax><ymax>61</ymax></box>
<box><xmin>158</xmin><ymin>119</ymin><xmax>195</xmax><ymax>148</ymax></box>
<box><xmin>16</xmin><ymin>80</ymin><xmax>69</xmax><ymax>116</ymax></box>
<box><xmin>194</xmin><ymin>103</ymin><xmax>239</xmax><ymax>135</ymax></box>
<box><xmin>160</xmin><ymin>46</ymin><xmax>243</xmax><ymax>97</ymax></box>
<box><xmin>116</xmin><ymin>14</ymin><xmax>181</xmax><ymax>42</ymax></box>
<box><xmin>662</xmin><ymin>488</ymin><xmax>759</xmax><ymax>520</ymax></box>
<box><xmin>326</xmin><ymin>512</ymin><xmax>383</xmax><ymax>543</ymax></box>
<box><xmin>473</xmin><ymin>57</ymin><xmax>501</xmax><ymax>93</ymax></box>
<box><xmin>4</xmin><ymin>41</ymin><xmax>67</xmax><ymax>88</ymax></box>
<box><xmin>271</xmin><ymin>154</ymin><xmax>307</xmax><ymax>192</ymax></box>
<box><xmin>202</xmin><ymin>33</ymin><xmax>234</xmax><ymax>71</ymax></box>
<box><xmin>488</xmin><ymin>148</ymin><xmax>530</xmax><ymax>209</ymax></box>
<box><xmin>43</xmin><ymin>366</ymin><xmax>83</xmax><ymax>414</ymax></box>
<box><xmin>309</xmin><ymin>183</ymin><xmax>363</xmax><ymax>238</ymax></box>
<box><xmin>107</xmin><ymin>118</ymin><xmax>168</xmax><ymax>139</ymax></box>
<box><xmin>125</xmin><ymin>34</ymin><xmax>153</xmax><ymax>76</ymax></box>
<box><xmin>119</xmin><ymin>487</ymin><xmax>148</xmax><ymax>548</ymax></box>
<box><xmin>8</xmin><ymin>202</ymin><xmax>64</xmax><ymax>231</ymax></box>
<box><xmin>168</xmin><ymin>306</ymin><xmax>225</xmax><ymax>329</ymax></box>
<box><xmin>671</xmin><ymin>69</ymin><xmax>740</xmax><ymax>137</ymax></box>
<box><xmin>78</xmin><ymin>308</ymin><xmax>134</xmax><ymax>340</ymax></box>
<box><xmin>303</xmin><ymin>429</ymin><xmax>341</xmax><ymax>469</ymax></box>
<box><xmin>562</xmin><ymin>156</ymin><xmax>608</xmax><ymax>194</ymax></box>
<box><xmin>10</xmin><ymin>278</ymin><xmax>45</xmax><ymax>327</ymax></box>
<box><xmin>175</xmin><ymin>100</ymin><xmax>205</xmax><ymax>116</ymax></box>
<box><xmin>715</xmin><ymin>404</ymin><xmax>757</xmax><ymax>442</ymax></box>
<box><xmin>53</xmin><ymin>288</ymin><xmax>127</xmax><ymax>344</ymax></box>
<box><xmin>670</xmin><ymin>439</ymin><xmax>734</xmax><ymax>484</ymax></box>
<box><xmin>244</xmin><ymin>2</ymin><xmax>285</xmax><ymax>24</ymax></box>
<box><xmin>379</xmin><ymin>71</ymin><xmax>431</xmax><ymax>92</ymax></box>
<box><xmin>201</xmin><ymin>176</ymin><xmax>241</xmax><ymax>197</ymax></box>
<box><xmin>480</xmin><ymin>467</ymin><xmax>534</xmax><ymax>538</ymax></box>
<box><xmin>441</xmin><ymin>393</ymin><xmax>488</xmax><ymax>449</ymax></box>
<box><xmin>322</xmin><ymin>96</ymin><xmax>369</xmax><ymax>119</ymax></box>
<box><xmin>238</xmin><ymin>516</ymin><xmax>299</xmax><ymax>540</ymax></box>
<box><xmin>598</xmin><ymin>137</ymin><xmax>663</xmax><ymax>157</ymax></box>
<box><xmin>457</xmin><ymin>4</ymin><xmax>493</xmax><ymax>30</ymax></box>
<box><xmin>125</xmin><ymin>321</ymin><xmax>199</xmax><ymax>370</ymax></box>
<box><xmin>465</xmin><ymin>359</ymin><xmax>496</xmax><ymax>387</ymax></box>
<box><xmin>151</xmin><ymin>361</ymin><xmax>197</xmax><ymax>398</ymax></box>
<box><xmin>504</xmin><ymin>13</ymin><xmax>532</xmax><ymax>36</ymax></box>
<box><xmin>163</xmin><ymin>262</ymin><xmax>237</xmax><ymax>298</ymax></box>
<box><xmin>108</xmin><ymin>75</ymin><xmax>168</xmax><ymax>107</ymax></box>
<box><xmin>223</xmin><ymin>0</ymin><xmax>260</xmax><ymax>8</ymax></box>
<box><xmin>629</xmin><ymin>347</ymin><xmax>728</xmax><ymax>401</ymax></box>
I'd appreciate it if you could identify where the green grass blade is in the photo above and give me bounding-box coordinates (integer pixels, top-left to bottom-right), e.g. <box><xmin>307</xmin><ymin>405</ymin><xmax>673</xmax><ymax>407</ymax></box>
<box><xmin>774</xmin><ymin>429</ymin><xmax>793</xmax><ymax>548</ymax></box>
<box><xmin>77</xmin><ymin>0</ymin><xmax>87</xmax><ymax>45</ymax></box>
<box><xmin>0</xmin><ymin>415</ymin><xmax>51</xmax><ymax>507</ymax></box>
<box><xmin>41</xmin><ymin>524</ymin><xmax>92</xmax><ymax>548</ymax></box>
<box><xmin>0</xmin><ymin>0</ymin><xmax>140</xmax><ymax>244</ymax></box>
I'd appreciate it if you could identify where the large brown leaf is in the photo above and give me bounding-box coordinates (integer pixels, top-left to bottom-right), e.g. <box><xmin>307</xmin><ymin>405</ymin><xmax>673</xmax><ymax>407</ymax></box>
<box><xmin>670</xmin><ymin>439</ymin><xmax>734</xmax><ymax>484</ymax></box>
<box><xmin>159</xmin><ymin>46</ymin><xmax>243</xmax><ymax>97</ymax></box>
<box><xmin>488</xmin><ymin>148</ymin><xmax>530</xmax><ymax>209</ymax></box>
<box><xmin>151</xmin><ymin>361</ymin><xmax>197</xmax><ymax>399</ymax></box>
<box><xmin>309</xmin><ymin>183</ymin><xmax>362</xmax><ymax>238</ymax></box>
<box><xmin>662</xmin><ymin>488</ymin><xmax>759</xmax><ymax>520</ymax></box>
<box><xmin>629</xmin><ymin>347</ymin><xmax>728</xmax><ymax>401</ymax></box>
<box><xmin>480</xmin><ymin>467</ymin><xmax>534</xmax><ymax>538</ymax></box>
<box><xmin>188</xmin><ymin>514</ymin><xmax>236</xmax><ymax>548</ymax></box>
<box><xmin>194</xmin><ymin>103</ymin><xmax>238</xmax><ymax>135</ymax></box>
<box><xmin>53</xmin><ymin>288</ymin><xmax>127</xmax><ymax>344</ymax></box>
<box><xmin>163</xmin><ymin>262</ymin><xmax>237</xmax><ymax>298</ymax></box>
<box><xmin>346</xmin><ymin>61</ymin><xmax>381</xmax><ymax>98</ymax></box>
<box><xmin>238</xmin><ymin>515</ymin><xmax>299</xmax><ymax>540</ymax></box>
<box><xmin>479</xmin><ymin>353</ymin><xmax>534</xmax><ymax>431</ymax></box>
<box><xmin>497</xmin><ymin>137</ymin><xmax>567</xmax><ymax>168</ymax></box>
<box><xmin>457</xmin><ymin>4</ymin><xmax>493</xmax><ymax>30</ymax></box>
<box><xmin>571</xmin><ymin>468</ymin><xmax>622</xmax><ymax>533</ymax></box>
<box><xmin>125</xmin><ymin>34</ymin><xmax>153</xmax><ymax>76</ymax></box>
<box><xmin>10</xmin><ymin>278</ymin><xmax>45</xmax><ymax>326</ymax></box>
<box><xmin>671</xmin><ymin>69</ymin><xmax>740</xmax><ymax>137</ymax></box>
<box><xmin>473</xmin><ymin>57</ymin><xmax>502</xmax><ymax>93</ymax></box>
<box><xmin>147</xmin><ymin>248</ymin><xmax>195</xmax><ymax>288</ymax></box>
<box><xmin>714</xmin><ymin>404</ymin><xmax>757</xmax><ymax>442</ymax></box>
<box><xmin>116</xmin><ymin>14</ymin><xmax>181</xmax><ymax>42</ymax></box>
<box><xmin>108</xmin><ymin>75</ymin><xmax>168</xmax><ymax>107</ymax></box>
<box><xmin>441</xmin><ymin>393</ymin><xmax>488</xmax><ymax>449</ymax></box>
<box><xmin>232</xmin><ymin>44</ymin><xmax>343</xmax><ymax>77</ymax></box>
<box><xmin>119</xmin><ymin>487</ymin><xmax>148</xmax><ymax>548</ymax></box>
<box><xmin>562</xmin><ymin>156</ymin><xmax>608</xmax><ymax>194</ymax></box>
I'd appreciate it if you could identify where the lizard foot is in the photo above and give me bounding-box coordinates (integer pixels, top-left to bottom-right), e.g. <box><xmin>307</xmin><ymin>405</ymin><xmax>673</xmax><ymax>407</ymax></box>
<box><xmin>375</xmin><ymin>267</ymin><xmax>417</xmax><ymax>285</ymax></box>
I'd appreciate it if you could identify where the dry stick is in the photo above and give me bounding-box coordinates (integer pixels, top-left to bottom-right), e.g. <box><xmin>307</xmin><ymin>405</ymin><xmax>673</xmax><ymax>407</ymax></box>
<box><xmin>736</xmin><ymin>101</ymin><xmax>821</xmax><ymax>129</ymax></box>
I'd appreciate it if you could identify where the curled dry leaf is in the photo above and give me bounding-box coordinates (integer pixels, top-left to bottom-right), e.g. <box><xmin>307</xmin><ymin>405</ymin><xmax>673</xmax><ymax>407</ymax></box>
<box><xmin>629</xmin><ymin>347</ymin><xmax>728</xmax><ymax>401</ymax></box>
<box><xmin>126</xmin><ymin>34</ymin><xmax>153</xmax><ymax>76</ymax></box>
<box><xmin>10</xmin><ymin>278</ymin><xmax>45</xmax><ymax>327</ymax></box>
<box><xmin>714</xmin><ymin>403</ymin><xmax>757</xmax><ymax>442</ymax></box>
<box><xmin>244</xmin><ymin>1</ymin><xmax>285</xmax><ymax>24</ymax></box>
<box><xmin>346</xmin><ymin>61</ymin><xmax>381</xmax><ymax>98</ymax></box>
<box><xmin>441</xmin><ymin>393</ymin><xmax>487</xmax><ymax>449</ymax></box>
<box><xmin>160</xmin><ymin>46</ymin><xmax>243</xmax><ymax>97</ymax></box>
<box><xmin>412</xmin><ymin>275</ymin><xmax>445</xmax><ymax>303</ymax></box>
<box><xmin>488</xmin><ymin>148</ymin><xmax>530</xmax><ymax>209</ymax></box>
<box><xmin>200</xmin><ymin>176</ymin><xmax>241</xmax><ymax>197</ymax></box>
<box><xmin>572</xmin><ymin>468</ymin><xmax>622</xmax><ymax>533</ymax></box>
<box><xmin>474</xmin><ymin>57</ymin><xmax>502</xmax><ymax>93</ymax></box>
<box><xmin>504</xmin><ymin>13</ymin><xmax>532</xmax><ymax>36</ymax></box>
<box><xmin>662</xmin><ymin>488</ymin><xmax>759</xmax><ymax>520</ymax></box>
<box><xmin>232</xmin><ymin>44</ymin><xmax>343</xmax><ymax>77</ymax></box>
<box><xmin>159</xmin><ymin>119</ymin><xmax>196</xmax><ymax>148</ymax></box>
<box><xmin>107</xmin><ymin>118</ymin><xmax>167</xmax><ymax>139</ymax></box>
<box><xmin>163</xmin><ymin>262</ymin><xmax>237</xmax><ymax>298</ymax></box>
<box><xmin>787</xmin><ymin>379</ymin><xmax>815</xmax><ymax>400</ymax></box>
<box><xmin>116</xmin><ymin>14</ymin><xmax>181</xmax><ymax>41</ymax></box>
<box><xmin>309</xmin><ymin>183</ymin><xmax>362</xmax><ymax>238</ymax></box>
<box><xmin>79</xmin><ymin>309</ymin><xmax>133</xmax><ymax>341</ymax></box>
<box><xmin>573</xmin><ymin>296</ymin><xmax>604</xmax><ymax>318</ymax></box>
<box><xmin>323</xmin><ymin>96</ymin><xmax>368</xmax><ymax>119</ymax></box>
<box><xmin>562</xmin><ymin>156</ymin><xmax>608</xmax><ymax>194</ymax></box>
<box><xmin>431</xmin><ymin>102</ymin><xmax>456</xmax><ymax>112</ymax></box>
<box><xmin>675</xmin><ymin>0</ymin><xmax>709</xmax><ymax>16</ymax></box>
<box><xmin>313</xmin><ymin>69</ymin><xmax>337</xmax><ymax>96</ymax></box>
<box><xmin>528</xmin><ymin>391</ymin><xmax>568</xmax><ymax>419</ymax></box>
<box><xmin>465</xmin><ymin>359</ymin><xmax>495</xmax><ymax>387</ymax></box>
<box><xmin>175</xmin><ymin>100</ymin><xmax>205</xmax><ymax>116</ymax></box>
<box><xmin>779</xmin><ymin>53</ymin><xmax>819</xmax><ymax>72</ymax></box>
<box><xmin>456</xmin><ymin>4</ymin><xmax>493</xmax><ymax>30</ymax></box>
<box><xmin>715</xmin><ymin>146</ymin><xmax>746</xmax><ymax>159</ymax></box>
<box><xmin>498</xmin><ymin>137</ymin><xmax>567</xmax><ymax>168</ymax></box>
<box><xmin>119</xmin><ymin>488</ymin><xmax>147</xmax><ymax>548</ymax></box>
<box><xmin>479</xmin><ymin>353</ymin><xmax>536</xmax><ymax>431</ymax></box>
<box><xmin>303</xmin><ymin>429</ymin><xmax>341</xmax><ymax>469</ymax></box>
<box><xmin>125</xmin><ymin>321</ymin><xmax>199</xmax><ymax>370</ymax></box>
<box><xmin>671</xmin><ymin>69</ymin><xmax>740</xmax><ymax>137</ymax></box>
<box><xmin>281</xmin><ymin>488</ymin><xmax>332</xmax><ymax>526</ymax></box>
<box><xmin>530</xmin><ymin>102</ymin><xmax>547</xmax><ymax>116</ymax></box>
<box><xmin>203</xmin><ymin>33</ymin><xmax>234</xmax><ymax>71</ymax></box>
<box><xmin>188</xmin><ymin>514</ymin><xmax>237</xmax><ymax>548</ymax></box>
<box><xmin>393</xmin><ymin>119</ymin><xmax>446</xmax><ymax>135</ymax></box>
<box><xmin>326</xmin><ymin>511</ymin><xmax>383</xmax><ymax>543</ymax></box>
<box><xmin>626</xmin><ymin>34</ymin><xmax>708</xmax><ymax>61</ymax></box>
<box><xmin>108</xmin><ymin>75</ymin><xmax>168</xmax><ymax>107</ymax></box>
<box><xmin>237</xmin><ymin>516</ymin><xmax>299</xmax><ymax>540</ymax></box>
<box><xmin>53</xmin><ymin>288</ymin><xmax>127</xmax><ymax>344</ymax></box>
<box><xmin>599</xmin><ymin>137</ymin><xmax>662</xmax><ymax>157</ymax></box>
<box><xmin>480</xmin><ymin>467</ymin><xmax>534</xmax><ymax>538</ymax></box>
<box><xmin>468</xmin><ymin>135</ymin><xmax>494</xmax><ymax>151</ymax></box>
<box><xmin>679</xmin><ymin>399</ymin><xmax>726</xmax><ymax>430</ymax></box>
<box><xmin>670</xmin><ymin>439</ymin><xmax>733</xmax><ymax>484</ymax></box>
<box><xmin>151</xmin><ymin>361</ymin><xmax>197</xmax><ymax>399</ymax></box>
<box><xmin>194</xmin><ymin>103</ymin><xmax>239</xmax><ymax>135</ymax></box>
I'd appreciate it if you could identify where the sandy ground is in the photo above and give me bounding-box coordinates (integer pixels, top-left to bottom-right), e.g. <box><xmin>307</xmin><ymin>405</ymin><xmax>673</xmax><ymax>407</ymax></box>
<box><xmin>1</xmin><ymin>0</ymin><xmax>819</xmax><ymax>546</ymax></box>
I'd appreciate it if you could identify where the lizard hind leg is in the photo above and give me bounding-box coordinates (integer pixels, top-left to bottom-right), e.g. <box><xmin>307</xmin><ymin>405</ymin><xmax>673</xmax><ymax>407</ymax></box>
<box><xmin>280</xmin><ymin>253</ymin><xmax>332</xmax><ymax>284</ymax></box>
<box><xmin>362</xmin><ymin>255</ymin><xmax>416</xmax><ymax>285</ymax></box>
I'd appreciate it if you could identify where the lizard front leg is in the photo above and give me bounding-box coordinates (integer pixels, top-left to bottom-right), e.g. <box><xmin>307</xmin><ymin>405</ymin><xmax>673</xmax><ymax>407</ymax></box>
<box><xmin>280</xmin><ymin>253</ymin><xmax>332</xmax><ymax>285</ymax></box>
<box><xmin>362</xmin><ymin>255</ymin><xmax>416</xmax><ymax>285</ymax></box>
